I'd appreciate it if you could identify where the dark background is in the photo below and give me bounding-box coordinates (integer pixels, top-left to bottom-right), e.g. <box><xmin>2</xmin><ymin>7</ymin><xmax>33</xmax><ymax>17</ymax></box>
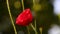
<box><xmin>0</xmin><ymin>0</ymin><xmax>59</xmax><ymax>34</ymax></box>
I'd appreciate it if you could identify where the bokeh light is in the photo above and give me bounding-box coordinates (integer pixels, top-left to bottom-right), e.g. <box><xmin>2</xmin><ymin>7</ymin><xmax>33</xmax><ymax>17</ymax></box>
<box><xmin>14</xmin><ymin>1</ymin><xmax>21</xmax><ymax>9</ymax></box>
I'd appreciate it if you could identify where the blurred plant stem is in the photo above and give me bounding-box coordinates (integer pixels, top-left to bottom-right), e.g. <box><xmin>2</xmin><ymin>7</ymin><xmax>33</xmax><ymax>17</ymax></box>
<box><xmin>21</xmin><ymin>0</ymin><xmax>30</xmax><ymax>34</ymax></box>
<box><xmin>21</xmin><ymin>0</ymin><xmax>37</xmax><ymax>34</ymax></box>
<box><xmin>30</xmin><ymin>23</ymin><xmax>38</xmax><ymax>34</ymax></box>
<box><xmin>21</xmin><ymin>0</ymin><xmax>24</xmax><ymax>11</ymax></box>
<box><xmin>35</xmin><ymin>19</ymin><xmax>38</xmax><ymax>34</ymax></box>
<box><xmin>39</xmin><ymin>27</ymin><xmax>42</xmax><ymax>34</ymax></box>
<box><xmin>58</xmin><ymin>15</ymin><xmax>60</xmax><ymax>23</ymax></box>
<box><xmin>33</xmin><ymin>0</ymin><xmax>35</xmax><ymax>5</ymax></box>
<box><xmin>27</xmin><ymin>26</ymin><xmax>30</xmax><ymax>34</ymax></box>
<box><xmin>33</xmin><ymin>0</ymin><xmax>38</xmax><ymax>34</ymax></box>
<box><xmin>6</xmin><ymin>0</ymin><xmax>17</xmax><ymax>34</ymax></box>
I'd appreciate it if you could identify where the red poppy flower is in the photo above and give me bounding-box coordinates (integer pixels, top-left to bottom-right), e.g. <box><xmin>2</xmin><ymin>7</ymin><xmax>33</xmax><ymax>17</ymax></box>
<box><xmin>16</xmin><ymin>8</ymin><xmax>33</xmax><ymax>26</ymax></box>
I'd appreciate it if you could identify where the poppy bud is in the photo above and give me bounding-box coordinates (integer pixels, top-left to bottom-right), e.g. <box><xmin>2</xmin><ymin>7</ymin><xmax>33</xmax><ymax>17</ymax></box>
<box><xmin>16</xmin><ymin>8</ymin><xmax>33</xmax><ymax>26</ymax></box>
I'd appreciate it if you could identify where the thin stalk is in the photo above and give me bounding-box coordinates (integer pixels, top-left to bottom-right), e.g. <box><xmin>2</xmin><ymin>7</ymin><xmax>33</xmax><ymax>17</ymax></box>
<box><xmin>21</xmin><ymin>0</ymin><xmax>24</xmax><ymax>11</ymax></box>
<box><xmin>21</xmin><ymin>0</ymin><xmax>37</xmax><ymax>34</ymax></box>
<box><xmin>58</xmin><ymin>15</ymin><xmax>60</xmax><ymax>24</ymax></box>
<box><xmin>39</xmin><ymin>27</ymin><xmax>42</xmax><ymax>34</ymax></box>
<box><xmin>35</xmin><ymin>19</ymin><xmax>38</xmax><ymax>34</ymax></box>
<box><xmin>6</xmin><ymin>0</ymin><xmax>17</xmax><ymax>34</ymax></box>
<box><xmin>33</xmin><ymin>0</ymin><xmax>35</xmax><ymax>5</ymax></box>
<box><xmin>27</xmin><ymin>26</ymin><xmax>30</xmax><ymax>34</ymax></box>
<box><xmin>21</xmin><ymin>0</ymin><xmax>30</xmax><ymax>34</ymax></box>
<box><xmin>33</xmin><ymin>0</ymin><xmax>38</xmax><ymax>34</ymax></box>
<box><xmin>30</xmin><ymin>23</ymin><xmax>37</xmax><ymax>34</ymax></box>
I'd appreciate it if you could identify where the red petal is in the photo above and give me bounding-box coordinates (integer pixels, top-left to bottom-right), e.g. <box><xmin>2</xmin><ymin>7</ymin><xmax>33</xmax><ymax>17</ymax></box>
<box><xmin>16</xmin><ymin>8</ymin><xmax>33</xmax><ymax>26</ymax></box>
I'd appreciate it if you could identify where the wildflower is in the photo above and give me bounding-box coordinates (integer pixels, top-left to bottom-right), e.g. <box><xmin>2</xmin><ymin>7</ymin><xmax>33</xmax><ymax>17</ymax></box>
<box><xmin>16</xmin><ymin>8</ymin><xmax>33</xmax><ymax>26</ymax></box>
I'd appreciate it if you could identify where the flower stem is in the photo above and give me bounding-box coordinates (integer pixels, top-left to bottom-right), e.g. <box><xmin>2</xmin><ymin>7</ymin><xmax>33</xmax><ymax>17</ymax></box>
<box><xmin>6</xmin><ymin>0</ymin><xmax>17</xmax><ymax>34</ymax></box>
<box><xmin>30</xmin><ymin>23</ymin><xmax>37</xmax><ymax>34</ymax></box>
<box><xmin>33</xmin><ymin>0</ymin><xmax>38</xmax><ymax>34</ymax></box>
<box><xmin>21</xmin><ymin>0</ymin><xmax>24</xmax><ymax>11</ymax></box>
<box><xmin>21</xmin><ymin>0</ymin><xmax>30</xmax><ymax>34</ymax></box>
<box><xmin>39</xmin><ymin>27</ymin><xmax>42</xmax><ymax>34</ymax></box>
<box><xmin>35</xmin><ymin>19</ymin><xmax>38</xmax><ymax>34</ymax></box>
<box><xmin>27</xmin><ymin>26</ymin><xmax>30</xmax><ymax>34</ymax></box>
<box><xmin>58</xmin><ymin>15</ymin><xmax>60</xmax><ymax>23</ymax></box>
<box><xmin>21</xmin><ymin>0</ymin><xmax>37</xmax><ymax>34</ymax></box>
<box><xmin>33</xmin><ymin>0</ymin><xmax>35</xmax><ymax>5</ymax></box>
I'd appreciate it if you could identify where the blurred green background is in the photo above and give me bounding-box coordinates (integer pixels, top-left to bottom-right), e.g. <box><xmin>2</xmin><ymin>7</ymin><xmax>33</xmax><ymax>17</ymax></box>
<box><xmin>0</xmin><ymin>0</ymin><xmax>59</xmax><ymax>34</ymax></box>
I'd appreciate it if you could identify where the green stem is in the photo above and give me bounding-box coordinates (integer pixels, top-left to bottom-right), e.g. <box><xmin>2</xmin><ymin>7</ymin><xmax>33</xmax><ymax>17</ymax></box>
<box><xmin>21</xmin><ymin>0</ymin><xmax>24</xmax><ymax>11</ymax></box>
<box><xmin>58</xmin><ymin>15</ymin><xmax>60</xmax><ymax>23</ymax></box>
<box><xmin>27</xmin><ymin>26</ymin><xmax>30</xmax><ymax>34</ymax></box>
<box><xmin>33</xmin><ymin>0</ymin><xmax>35</xmax><ymax>5</ymax></box>
<box><xmin>21</xmin><ymin>0</ymin><xmax>30</xmax><ymax>34</ymax></box>
<box><xmin>39</xmin><ymin>27</ymin><xmax>42</xmax><ymax>34</ymax></box>
<box><xmin>6</xmin><ymin>0</ymin><xmax>17</xmax><ymax>34</ymax></box>
<box><xmin>21</xmin><ymin>0</ymin><xmax>37</xmax><ymax>34</ymax></box>
<box><xmin>35</xmin><ymin>19</ymin><xmax>38</xmax><ymax>34</ymax></box>
<box><xmin>30</xmin><ymin>23</ymin><xmax>37</xmax><ymax>34</ymax></box>
<box><xmin>33</xmin><ymin>0</ymin><xmax>38</xmax><ymax>34</ymax></box>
